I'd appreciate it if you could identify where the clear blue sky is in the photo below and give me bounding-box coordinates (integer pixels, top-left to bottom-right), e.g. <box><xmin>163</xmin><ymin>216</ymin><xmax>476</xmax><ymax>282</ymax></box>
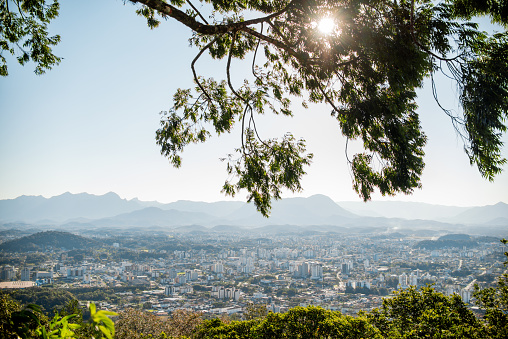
<box><xmin>0</xmin><ymin>0</ymin><xmax>507</xmax><ymax>206</ymax></box>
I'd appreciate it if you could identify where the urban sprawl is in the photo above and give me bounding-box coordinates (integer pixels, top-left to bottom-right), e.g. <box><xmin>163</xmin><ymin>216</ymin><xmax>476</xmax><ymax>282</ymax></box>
<box><xmin>0</xmin><ymin>231</ymin><xmax>505</xmax><ymax>317</ymax></box>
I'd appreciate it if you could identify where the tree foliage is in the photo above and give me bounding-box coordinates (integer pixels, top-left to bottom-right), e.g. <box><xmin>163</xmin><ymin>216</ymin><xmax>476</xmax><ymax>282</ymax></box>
<box><xmin>0</xmin><ymin>296</ymin><xmax>116</xmax><ymax>339</ymax></box>
<box><xmin>1</xmin><ymin>0</ymin><xmax>507</xmax><ymax>216</ymax></box>
<box><xmin>195</xmin><ymin>306</ymin><xmax>382</xmax><ymax>338</ymax></box>
<box><xmin>0</xmin><ymin>0</ymin><xmax>60</xmax><ymax>75</ymax></box>
<box><xmin>473</xmin><ymin>239</ymin><xmax>508</xmax><ymax>339</ymax></box>
<box><xmin>367</xmin><ymin>286</ymin><xmax>485</xmax><ymax>338</ymax></box>
<box><xmin>3</xmin><ymin>288</ymin><xmax>77</xmax><ymax>314</ymax></box>
<box><xmin>115</xmin><ymin>308</ymin><xmax>202</xmax><ymax>339</ymax></box>
<box><xmin>0</xmin><ymin>294</ymin><xmax>40</xmax><ymax>339</ymax></box>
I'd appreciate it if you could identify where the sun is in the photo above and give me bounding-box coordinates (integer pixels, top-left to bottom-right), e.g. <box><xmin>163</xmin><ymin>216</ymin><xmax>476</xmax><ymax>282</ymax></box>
<box><xmin>318</xmin><ymin>17</ymin><xmax>335</xmax><ymax>34</ymax></box>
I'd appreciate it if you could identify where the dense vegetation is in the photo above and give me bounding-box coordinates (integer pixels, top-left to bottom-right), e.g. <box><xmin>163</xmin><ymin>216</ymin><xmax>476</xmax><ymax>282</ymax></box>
<box><xmin>3</xmin><ymin>280</ymin><xmax>507</xmax><ymax>338</ymax></box>
<box><xmin>414</xmin><ymin>239</ymin><xmax>479</xmax><ymax>250</ymax></box>
<box><xmin>1</xmin><ymin>286</ymin><xmax>146</xmax><ymax>315</ymax></box>
<box><xmin>0</xmin><ymin>231</ymin><xmax>100</xmax><ymax>253</ymax></box>
<box><xmin>1</xmin><ymin>288</ymin><xmax>76</xmax><ymax>314</ymax></box>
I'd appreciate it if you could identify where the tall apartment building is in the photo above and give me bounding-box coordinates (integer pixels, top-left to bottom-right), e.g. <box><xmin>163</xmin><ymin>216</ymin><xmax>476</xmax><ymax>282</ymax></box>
<box><xmin>21</xmin><ymin>267</ymin><xmax>31</xmax><ymax>281</ymax></box>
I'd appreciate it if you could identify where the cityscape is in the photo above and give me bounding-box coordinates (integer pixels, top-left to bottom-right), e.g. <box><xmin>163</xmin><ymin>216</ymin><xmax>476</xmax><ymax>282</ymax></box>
<box><xmin>1</xmin><ymin>225</ymin><xmax>506</xmax><ymax>318</ymax></box>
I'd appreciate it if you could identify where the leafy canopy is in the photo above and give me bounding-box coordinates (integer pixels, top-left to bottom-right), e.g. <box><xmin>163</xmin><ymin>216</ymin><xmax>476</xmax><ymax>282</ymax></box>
<box><xmin>2</xmin><ymin>0</ymin><xmax>508</xmax><ymax>216</ymax></box>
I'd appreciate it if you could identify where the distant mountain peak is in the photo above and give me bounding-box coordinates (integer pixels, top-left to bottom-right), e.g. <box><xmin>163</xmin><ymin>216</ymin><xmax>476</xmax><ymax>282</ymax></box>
<box><xmin>308</xmin><ymin>194</ymin><xmax>331</xmax><ymax>199</ymax></box>
<box><xmin>2</xmin><ymin>192</ymin><xmax>506</xmax><ymax>231</ymax></box>
<box><xmin>104</xmin><ymin>191</ymin><xmax>121</xmax><ymax>198</ymax></box>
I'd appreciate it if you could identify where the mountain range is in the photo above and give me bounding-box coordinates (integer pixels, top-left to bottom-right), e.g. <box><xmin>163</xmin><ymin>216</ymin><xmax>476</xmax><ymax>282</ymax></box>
<box><xmin>0</xmin><ymin>192</ymin><xmax>507</xmax><ymax>235</ymax></box>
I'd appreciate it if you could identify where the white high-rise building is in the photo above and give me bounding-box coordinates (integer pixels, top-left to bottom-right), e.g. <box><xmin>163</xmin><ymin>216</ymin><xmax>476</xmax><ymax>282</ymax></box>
<box><xmin>298</xmin><ymin>262</ymin><xmax>310</xmax><ymax>278</ymax></box>
<box><xmin>1</xmin><ymin>266</ymin><xmax>15</xmax><ymax>281</ymax></box>
<box><xmin>310</xmin><ymin>263</ymin><xmax>323</xmax><ymax>280</ymax></box>
<box><xmin>409</xmin><ymin>272</ymin><xmax>418</xmax><ymax>286</ymax></box>
<box><xmin>212</xmin><ymin>262</ymin><xmax>224</xmax><ymax>273</ymax></box>
<box><xmin>233</xmin><ymin>289</ymin><xmax>241</xmax><ymax>301</ymax></box>
<box><xmin>165</xmin><ymin>285</ymin><xmax>176</xmax><ymax>296</ymax></box>
<box><xmin>176</xmin><ymin>274</ymin><xmax>186</xmax><ymax>284</ymax></box>
<box><xmin>398</xmin><ymin>273</ymin><xmax>408</xmax><ymax>288</ymax></box>
<box><xmin>21</xmin><ymin>267</ymin><xmax>31</xmax><ymax>281</ymax></box>
<box><xmin>460</xmin><ymin>289</ymin><xmax>471</xmax><ymax>303</ymax></box>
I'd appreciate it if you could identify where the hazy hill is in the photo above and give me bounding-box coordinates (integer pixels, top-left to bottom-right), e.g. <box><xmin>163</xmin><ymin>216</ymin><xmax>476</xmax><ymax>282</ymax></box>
<box><xmin>171</xmin><ymin>225</ymin><xmax>210</xmax><ymax>233</ymax></box>
<box><xmin>210</xmin><ymin>225</ymin><xmax>246</xmax><ymax>232</ymax></box>
<box><xmin>1</xmin><ymin>192</ymin><xmax>506</xmax><ymax>233</ymax></box>
<box><xmin>90</xmin><ymin>207</ymin><xmax>218</xmax><ymax>228</ymax></box>
<box><xmin>338</xmin><ymin>201</ymin><xmax>469</xmax><ymax>220</ymax></box>
<box><xmin>414</xmin><ymin>234</ymin><xmax>478</xmax><ymax>250</ymax></box>
<box><xmin>226</xmin><ymin>195</ymin><xmax>356</xmax><ymax>227</ymax></box>
<box><xmin>484</xmin><ymin>217</ymin><xmax>508</xmax><ymax>226</ymax></box>
<box><xmin>0</xmin><ymin>192</ymin><xmax>151</xmax><ymax>223</ymax></box>
<box><xmin>447</xmin><ymin>202</ymin><xmax>508</xmax><ymax>224</ymax></box>
<box><xmin>0</xmin><ymin>231</ymin><xmax>99</xmax><ymax>252</ymax></box>
<box><xmin>162</xmin><ymin>200</ymin><xmax>245</xmax><ymax>218</ymax></box>
<box><xmin>412</xmin><ymin>234</ymin><xmax>504</xmax><ymax>250</ymax></box>
<box><xmin>438</xmin><ymin>234</ymin><xmax>472</xmax><ymax>241</ymax></box>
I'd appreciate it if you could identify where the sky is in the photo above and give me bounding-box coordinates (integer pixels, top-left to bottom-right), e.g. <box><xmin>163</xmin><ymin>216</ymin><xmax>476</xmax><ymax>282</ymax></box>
<box><xmin>0</xmin><ymin>0</ymin><xmax>507</xmax><ymax>207</ymax></box>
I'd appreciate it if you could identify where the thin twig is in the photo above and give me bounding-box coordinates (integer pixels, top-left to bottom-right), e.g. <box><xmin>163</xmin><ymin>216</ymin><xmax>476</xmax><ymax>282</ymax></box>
<box><xmin>191</xmin><ymin>36</ymin><xmax>222</xmax><ymax>102</ymax></box>
<box><xmin>227</xmin><ymin>31</ymin><xmax>269</xmax><ymax>149</ymax></box>
<box><xmin>241</xmin><ymin>105</ymin><xmax>250</xmax><ymax>156</ymax></box>
<box><xmin>251</xmin><ymin>22</ymin><xmax>263</xmax><ymax>84</ymax></box>
<box><xmin>226</xmin><ymin>31</ymin><xmax>245</xmax><ymax>103</ymax></box>
<box><xmin>345</xmin><ymin>137</ymin><xmax>352</xmax><ymax>164</ymax></box>
<box><xmin>267</xmin><ymin>19</ymin><xmax>292</xmax><ymax>47</ymax></box>
<box><xmin>185</xmin><ymin>0</ymin><xmax>208</xmax><ymax>24</ymax></box>
<box><xmin>249</xmin><ymin>109</ymin><xmax>269</xmax><ymax>147</ymax></box>
<box><xmin>313</xmin><ymin>73</ymin><xmax>351</xmax><ymax>115</ymax></box>
<box><xmin>409</xmin><ymin>0</ymin><xmax>462</xmax><ymax>62</ymax></box>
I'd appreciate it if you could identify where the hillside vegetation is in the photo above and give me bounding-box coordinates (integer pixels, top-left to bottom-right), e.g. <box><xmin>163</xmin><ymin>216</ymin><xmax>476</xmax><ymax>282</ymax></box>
<box><xmin>0</xmin><ymin>231</ymin><xmax>100</xmax><ymax>252</ymax></box>
<box><xmin>1</xmin><ymin>279</ymin><xmax>507</xmax><ymax>339</ymax></box>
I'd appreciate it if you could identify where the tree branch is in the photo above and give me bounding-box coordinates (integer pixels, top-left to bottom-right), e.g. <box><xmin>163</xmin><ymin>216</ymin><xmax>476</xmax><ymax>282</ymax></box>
<box><xmin>191</xmin><ymin>36</ymin><xmax>222</xmax><ymax>102</ymax></box>
<box><xmin>226</xmin><ymin>31</ymin><xmax>244</xmax><ymax>103</ymax></box>
<box><xmin>186</xmin><ymin>0</ymin><xmax>208</xmax><ymax>25</ymax></box>
<box><xmin>131</xmin><ymin>0</ymin><xmax>314</xmax><ymax>65</ymax></box>
<box><xmin>131</xmin><ymin>0</ymin><xmax>293</xmax><ymax>34</ymax></box>
<box><xmin>239</xmin><ymin>26</ymin><xmax>312</xmax><ymax>65</ymax></box>
<box><xmin>312</xmin><ymin>73</ymin><xmax>350</xmax><ymax>116</ymax></box>
<box><xmin>251</xmin><ymin>22</ymin><xmax>263</xmax><ymax>84</ymax></box>
<box><xmin>267</xmin><ymin>19</ymin><xmax>292</xmax><ymax>47</ymax></box>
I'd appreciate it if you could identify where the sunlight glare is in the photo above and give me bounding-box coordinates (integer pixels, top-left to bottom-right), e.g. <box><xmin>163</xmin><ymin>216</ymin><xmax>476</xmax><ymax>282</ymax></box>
<box><xmin>318</xmin><ymin>17</ymin><xmax>335</xmax><ymax>34</ymax></box>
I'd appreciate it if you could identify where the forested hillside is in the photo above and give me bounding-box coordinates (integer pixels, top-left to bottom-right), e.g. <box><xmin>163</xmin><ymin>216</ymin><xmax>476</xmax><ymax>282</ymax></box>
<box><xmin>0</xmin><ymin>231</ymin><xmax>100</xmax><ymax>252</ymax></box>
<box><xmin>2</xmin><ymin>279</ymin><xmax>507</xmax><ymax>339</ymax></box>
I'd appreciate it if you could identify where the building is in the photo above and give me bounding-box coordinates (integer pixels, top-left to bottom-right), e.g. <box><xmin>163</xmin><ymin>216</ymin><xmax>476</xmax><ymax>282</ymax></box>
<box><xmin>310</xmin><ymin>263</ymin><xmax>323</xmax><ymax>280</ymax></box>
<box><xmin>409</xmin><ymin>272</ymin><xmax>418</xmax><ymax>286</ymax></box>
<box><xmin>298</xmin><ymin>262</ymin><xmax>309</xmax><ymax>278</ymax></box>
<box><xmin>212</xmin><ymin>262</ymin><xmax>224</xmax><ymax>273</ymax></box>
<box><xmin>21</xmin><ymin>267</ymin><xmax>31</xmax><ymax>281</ymax></box>
<box><xmin>460</xmin><ymin>288</ymin><xmax>471</xmax><ymax>303</ymax></box>
<box><xmin>398</xmin><ymin>273</ymin><xmax>408</xmax><ymax>289</ymax></box>
<box><xmin>165</xmin><ymin>285</ymin><xmax>176</xmax><ymax>296</ymax></box>
<box><xmin>1</xmin><ymin>266</ymin><xmax>15</xmax><ymax>281</ymax></box>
